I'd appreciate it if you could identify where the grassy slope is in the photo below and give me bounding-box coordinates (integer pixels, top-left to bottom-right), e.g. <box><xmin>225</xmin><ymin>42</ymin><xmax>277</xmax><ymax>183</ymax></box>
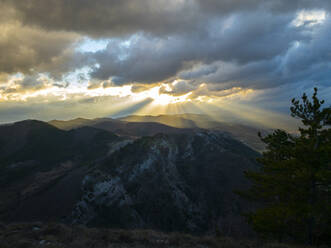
<box><xmin>0</xmin><ymin>222</ymin><xmax>316</xmax><ymax>248</ymax></box>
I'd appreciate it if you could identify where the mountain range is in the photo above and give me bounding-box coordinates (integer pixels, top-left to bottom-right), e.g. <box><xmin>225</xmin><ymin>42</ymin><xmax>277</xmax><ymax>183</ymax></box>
<box><xmin>0</xmin><ymin>114</ymin><xmax>261</xmax><ymax>235</ymax></box>
<box><xmin>49</xmin><ymin>114</ymin><xmax>268</xmax><ymax>151</ymax></box>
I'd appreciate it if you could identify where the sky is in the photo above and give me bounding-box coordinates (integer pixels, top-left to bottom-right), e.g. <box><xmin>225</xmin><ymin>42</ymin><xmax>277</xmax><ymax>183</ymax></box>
<box><xmin>0</xmin><ymin>0</ymin><xmax>330</xmax><ymax>129</ymax></box>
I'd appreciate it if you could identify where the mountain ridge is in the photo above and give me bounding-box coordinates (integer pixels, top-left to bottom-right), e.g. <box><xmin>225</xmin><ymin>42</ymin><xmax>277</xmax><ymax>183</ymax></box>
<box><xmin>47</xmin><ymin>114</ymin><xmax>267</xmax><ymax>151</ymax></box>
<box><xmin>0</xmin><ymin>118</ymin><xmax>260</xmax><ymax>236</ymax></box>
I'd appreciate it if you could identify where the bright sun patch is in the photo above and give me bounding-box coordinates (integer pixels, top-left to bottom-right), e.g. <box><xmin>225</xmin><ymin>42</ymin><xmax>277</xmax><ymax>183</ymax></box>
<box><xmin>137</xmin><ymin>86</ymin><xmax>192</xmax><ymax>105</ymax></box>
<box><xmin>292</xmin><ymin>10</ymin><xmax>326</xmax><ymax>27</ymax></box>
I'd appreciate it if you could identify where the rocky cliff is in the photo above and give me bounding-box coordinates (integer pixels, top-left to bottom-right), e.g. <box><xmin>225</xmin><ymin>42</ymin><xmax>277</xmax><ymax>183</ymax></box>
<box><xmin>73</xmin><ymin>131</ymin><xmax>258</xmax><ymax>234</ymax></box>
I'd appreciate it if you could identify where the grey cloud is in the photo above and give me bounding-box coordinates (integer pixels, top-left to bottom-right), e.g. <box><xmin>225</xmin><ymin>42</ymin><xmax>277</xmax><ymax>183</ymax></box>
<box><xmin>5</xmin><ymin>0</ymin><xmax>201</xmax><ymax>37</ymax></box>
<box><xmin>102</xmin><ymin>81</ymin><xmax>114</xmax><ymax>88</ymax></box>
<box><xmin>19</xmin><ymin>75</ymin><xmax>46</xmax><ymax>90</ymax></box>
<box><xmin>52</xmin><ymin>82</ymin><xmax>69</xmax><ymax>88</ymax></box>
<box><xmin>188</xmin><ymin>84</ymin><xmax>245</xmax><ymax>99</ymax></box>
<box><xmin>179</xmin><ymin>63</ymin><xmax>219</xmax><ymax>80</ymax></box>
<box><xmin>90</xmin><ymin>34</ymin><xmax>186</xmax><ymax>83</ymax></box>
<box><xmin>90</xmin><ymin>12</ymin><xmax>305</xmax><ymax>84</ymax></box>
<box><xmin>1</xmin><ymin>0</ymin><xmax>331</xmax><ymax>126</ymax></box>
<box><xmin>5</xmin><ymin>0</ymin><xmax>331</xmax><ymax>37</ymax></box>
<box><xmin>131</xmin><ymin>84</ymin><xmax>157</xmax><ymax>93</ymax></box>
<box><xmin>87</xmin><ymin>80</ymin><xmax>114</xmax><ymax>90</ymax></box>
<box><xmin>197</xmin><ymin>0</ymin><xmax>331</xmax><ymax>13</ymax></box>
<box><xmin>160</xmin><ymin>81</ymin><xmax>197</xmax><ymax>96</ymax></box>
<box><xmin>1</xmin><ymin>0</ymin><xmax>330</xmax><ymax>94</ymax></box>
<box><xmin>1</xmin><ymin>75</ymin><xmax>49</xmax><ymax>95</ymax></box>
<box><xmin>0</xmin><ymin>21</ymin><xmax>82</xmax><ymax>77</ymax></box>
<box><xmin>194</xmin><ymin>18</ymin><xmax>331</xmax><ymax>90</ymax></box>
<box><xmin>0</xmin><ymin>74</ymin><xmax>72</xmax><ymax>96</ymax></box>
<box><xmin>87</xmin><ymin>81</ymin><xmax>101</xmax><ymax>90</ymax></box>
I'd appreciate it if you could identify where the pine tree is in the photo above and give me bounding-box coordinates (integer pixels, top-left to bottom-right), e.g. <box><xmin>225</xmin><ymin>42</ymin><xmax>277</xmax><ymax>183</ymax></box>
<box><xmin>240</xmin><ymin>88</ymin><xmax>331</xmax><ymax>244</ymax></box>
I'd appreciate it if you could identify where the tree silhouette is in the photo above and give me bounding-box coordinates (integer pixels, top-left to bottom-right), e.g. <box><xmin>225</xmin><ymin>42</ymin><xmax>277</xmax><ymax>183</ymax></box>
<box><xmin>239</xmin><ymin>88</ymin><xmax>331</xmax><ymax>245</ymax></box>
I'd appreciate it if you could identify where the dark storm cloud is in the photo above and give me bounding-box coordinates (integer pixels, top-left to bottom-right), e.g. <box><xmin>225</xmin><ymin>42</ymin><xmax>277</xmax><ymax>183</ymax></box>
<box><xmin>189</xmin><ymin>18</ymin><xmax>331</xmax><ymax>90</ymax></box>
<box><xmin>4</xmin><ymin>0</ymin><xmax>200</xmax><ymax>37</ymax></box>
<box><xmin>0</xmin><ymin>21</ymin><xmax>83</xmax><ymax>78</ymax></box>
<box><xmin>0</xmin><ymin>2</ymin><xmax>88</xmax><ymax>78</ymax></box>
<box><xmin>1</xmin><ymin>0</ymin><xmax>330</xmax><ymax>92</ymax></box>
<box><xmin>5</xmin><ymin>0</ymin><xmax>331</xmax><ymax>36</ymax></box>
<box><xmin>197</xmin><ymin>0</ymin><xmax>331</xmax><ymax>13</ymax></box>
<box><xmin>90</xmin><ymin>12</ymin><xmax>306</xmax><ymax>85</ymax></box>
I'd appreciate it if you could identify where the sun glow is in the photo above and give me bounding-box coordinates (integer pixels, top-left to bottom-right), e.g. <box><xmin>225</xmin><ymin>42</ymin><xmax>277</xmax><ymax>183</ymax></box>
<box><xmin>292</xmin><ymin>10</ymin><xmax>326</xmax><ymax>27</ymax></box>
<box><xmin>141</xmin><ymin>86</ymin><xmax>192</xmax><ymax>105</ymax></box>
<box><xmin>0</xmin><ymin>75</ymin><xmax>263</xmax><ymax>124</ymax></box>
<box><xmin>0</xmin><ymin>76</ymin><xmax>287</xmax><ymax>129</ymax></box>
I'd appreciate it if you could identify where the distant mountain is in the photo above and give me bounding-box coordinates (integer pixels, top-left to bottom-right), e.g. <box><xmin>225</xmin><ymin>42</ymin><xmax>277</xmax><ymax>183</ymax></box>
<box><xmin>48</xmin><ymin>114</ymin><xmax>267</xmax><ymax>151</ymax></box>
<box><xmin>92</xmin><ymin>121</ymin><xmax>194</xmax><ymax>137</ymax></box>
<box><xmin>119</xmin><ymin>113</ymin><xmax>227</xmax><ymax>129</ymax></box>
<box><xmin>48</xmin><ymin>117</ymin><xmax>116</xmax><ymax>131</ymax></box>
<box><xmin>120</xmin><ymin>114</ymin><xmax>268</xmax><ymax>151</ymax></box>
<box><xmin>119</xmin><ymin>114</ymin><xmax>198</xmax><ymax>128</ymax></box>
<box><xmin>49</xmin><ymin>118</ymin><xmax>196</xmax><ymax>138</ymax></box>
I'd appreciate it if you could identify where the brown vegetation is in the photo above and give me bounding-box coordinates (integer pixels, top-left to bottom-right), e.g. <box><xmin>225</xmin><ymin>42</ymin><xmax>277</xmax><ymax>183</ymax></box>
<box><xmin>0</xmin><ymin>222</ymin><xmax>319</xmax><ymax>248</ymax></box>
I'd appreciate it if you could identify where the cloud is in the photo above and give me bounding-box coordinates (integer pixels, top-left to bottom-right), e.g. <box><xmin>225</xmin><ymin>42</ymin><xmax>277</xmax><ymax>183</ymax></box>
<box><xmin>131</xmin><ymin>84</ymin><xmax>158</xmax><ymax>93</ymax></box>
<box><xmin>0</xmin><ymin>21</ymin><xmax>82</xmax><ymax>78</ymax></box>
<box><xmin>2</xmin><ymin>0</ymin><xmax>330</xmax><ymax>89</ymax></box>
<box><xmin>0</xmin><ymin>0</ymin><xmax>331</xmax><ymax>124</ymax></box>
<box><xmin>87</xmin><ymin>80</ymin><xmax>103</xmax><ymax>90</ymax></box>
<box><xmin>0</xmin><ymin>74</ymin><xmax>58</xmax><ymax>97</ymax></box>
<box><xmin>188</xmin><ymin>84</ymin><xmax>250</xmax><ymax>100</ymax></box>
<box><xmin>5</xmin><ymin>0</ymin><xmax>200</xmax><ymax>37</ymax></box>
<box><xmin>159</xmin><ymin>81</ymin><xmax>197</xmax><ymax>96</ymax></box>
<box><xmin>89</xmin><ymin>11</ymin><xmax>306</xmax><ymax>85</ymax></box>
<box><xmin>196</xmin><ymin>0</ymin><xmax>331</xmax><ymax>13</ymax></box>
<box><xmin>190</xmin><ymin>17</ymin><xmax>331</xmax><ymax>90</ymax></box>
<box><xmin>5</xmin><ymin>0</ymin><xmax>331</xmax><ymax>37</ymax></box>
<box><xmin>0</xmin><ymin>94</ymin><xmax>139</xmax><ymax>123</ymax></box>
<box><xmin>86</xmin><ymin>80</ymin><xmax>115</xmax><ymax>90</ymax></box>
